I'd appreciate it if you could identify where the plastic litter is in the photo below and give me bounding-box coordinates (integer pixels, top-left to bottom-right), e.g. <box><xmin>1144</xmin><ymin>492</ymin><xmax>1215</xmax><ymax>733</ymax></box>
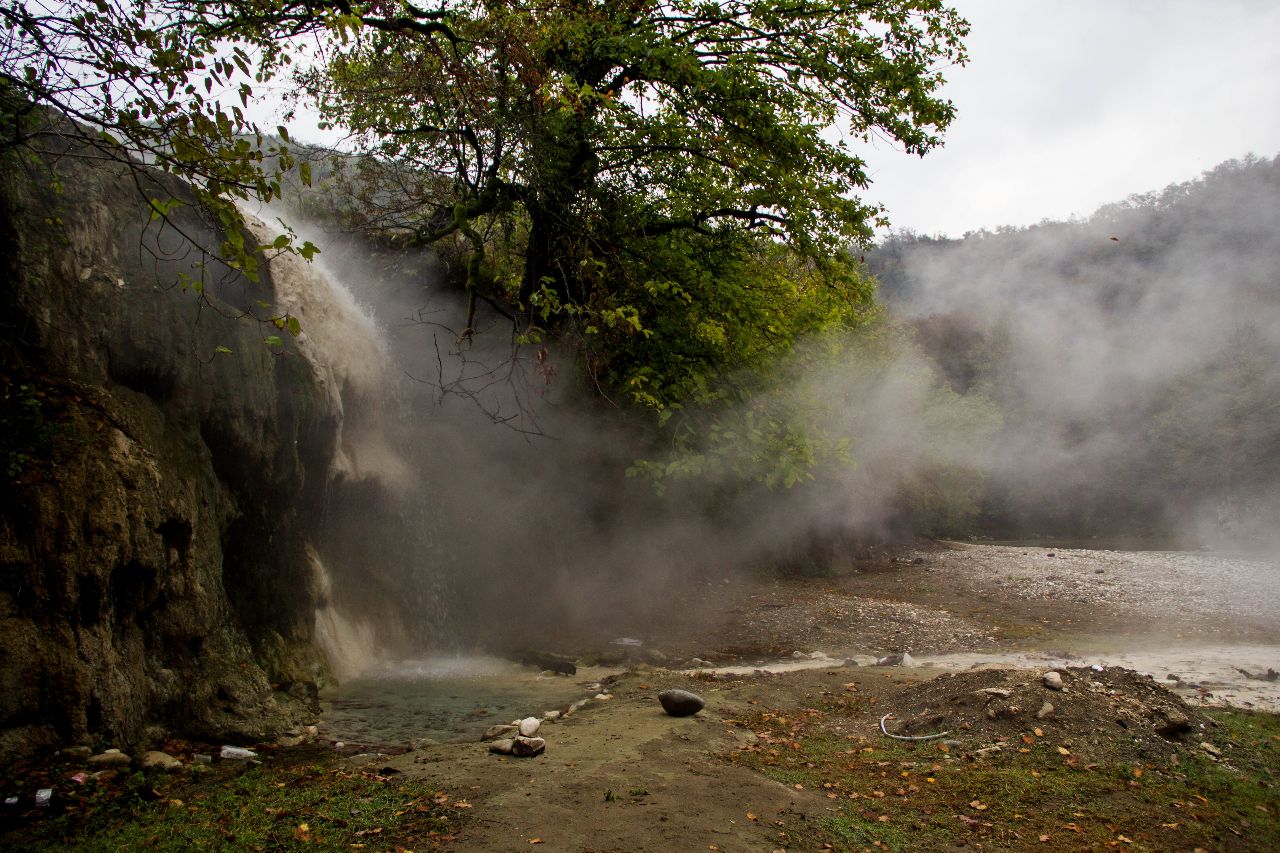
<box><xmin>219</xmin><ymin>745</ymin><xmax>258</xmax><ymax>760</ymax></box>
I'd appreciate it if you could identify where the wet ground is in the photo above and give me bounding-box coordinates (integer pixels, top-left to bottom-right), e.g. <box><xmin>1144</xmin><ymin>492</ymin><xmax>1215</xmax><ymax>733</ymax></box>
<box><xmin>321</xmin><ymin>542</ymin><xmax>1280</xmax><ymax>743</ymax></box>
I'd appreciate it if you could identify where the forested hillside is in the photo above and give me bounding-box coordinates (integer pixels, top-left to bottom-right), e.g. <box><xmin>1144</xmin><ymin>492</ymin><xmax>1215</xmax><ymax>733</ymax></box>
<box><xmin>871</xmin><ymin>154</ymin><xmax>1280</xmax><ymax>547</ymax></box>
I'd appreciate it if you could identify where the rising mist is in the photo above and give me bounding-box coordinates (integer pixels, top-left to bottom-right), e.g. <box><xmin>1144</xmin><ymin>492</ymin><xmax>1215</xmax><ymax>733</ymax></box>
<box><xmin>871</xmin><ymin>154</ymin><xmax>1280</xmax><ymax>551</ymax></box>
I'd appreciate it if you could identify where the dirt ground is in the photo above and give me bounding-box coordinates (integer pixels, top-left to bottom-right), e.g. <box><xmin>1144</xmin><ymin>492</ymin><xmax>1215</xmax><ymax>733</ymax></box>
<box><xmin>369</xmin><ymin>541</ymin><xmax>1280</xmax><ymax>851</ymax></box>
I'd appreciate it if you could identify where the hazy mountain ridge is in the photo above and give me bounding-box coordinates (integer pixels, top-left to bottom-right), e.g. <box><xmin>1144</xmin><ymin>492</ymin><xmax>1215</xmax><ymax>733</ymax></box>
<box><xmin>869</xmin><ymin>154</ymin><xmax>1280</xmax><ymax>547</ymax></box>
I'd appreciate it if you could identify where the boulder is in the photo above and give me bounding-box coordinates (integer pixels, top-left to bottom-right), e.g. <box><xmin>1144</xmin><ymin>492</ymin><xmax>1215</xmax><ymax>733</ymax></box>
<box><xmin>484</xmin><ymin>724</ymin><xmax>519</xmax><ymax>741</ymax></box>
<box><xmin>518</xmin><ymin>717</ymin><xmax>541</xmax><ymax>737</ymax></box>
<box><xmin>658</xmin><ymin>689</ymin><xmax>705</xmax><ymax>717</ymax></box>
<box><xmin>511</xmin><ymin>736</ymin><xmax>545</xmax><ymax>757</ymax></box>
<box><xmin>1042</xmin><ymin>671</ymin><xmax>1064</xmax><ymax>690</ymax></box>
<box><xmin>138</xmin><ymin>751</ymin><xmax>182</xmax><ymax>770</ymax></box>
<box><xmin>86</xmin><ymin>749</ymin><xmax>132</xmax><ymax>769</ymax></box>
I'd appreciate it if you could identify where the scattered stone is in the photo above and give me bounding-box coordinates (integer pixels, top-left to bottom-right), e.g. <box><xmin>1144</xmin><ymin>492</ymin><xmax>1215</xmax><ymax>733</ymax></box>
<box><xmin>1153</xmin><ymin>709</ymin><xmax>1191</xmax><ymax>738</ymax></box>
<box><xmin>277</xmin><ymin>735</ymin><xmax>305</xmax><ymax>748</ymax></box>
<box><xmin>60</xmin><ymin>745</ymin><xmax>93</xmax><ymax>759</ymax></box>
<box><xmin>519</xmin><ymin>717</ymin><xmax>541</xmax><ymax>737</ymax></box>
<box><xmin>1200</xmin><ymin>742</ymin><xmax>1221</xmax><ymax>757</ymax></box>
<box><xmin>517</xmin><ymin>650</ymin><xmax>577</xmax><ymax>675</ymax></box>
<box><xmin>567</xmin><ymin>699</ymin><xmax>590</xmax><ymax>715</ymax></box>
<box><xmin>1166</xmin><ymin>673</ymin><xmax>1181</xmax><ymax>682</ymax></box>
<box><xmin>511</xmin><ymin>736</ymin><xmax>545</xmax><ymax>757</ymax></box>
<box><xmin>594</xmin><ymin>693</ymin><xmax>613</xmax><ymax>701</ymax></box>
<box><xmin>219</xmin><ymin>745</ymin><xmax>258</xmax><ymax>761</ymax></box>
<box><xmin>86</xmin><ymin>749</ymin><xmax>132</xmax><ymax>768</ymax></box>
<box><xmin>138</xmin><ymin>751</ymin><xmax>182</xmax><ymax>771</ymax></box>
<box><xmin>488</xmin><ymin>738</ymin><xmax>515</xmax><ymax>755</ymax></box>
<box><xmin>192</xmin><ymin>753</ymin><xmax>212</xmax><ymax>765</ymax></box>
<box><xmin>976</xmin><ymin>688</ymin><xmax>1012</xmax><ymax>699</ymax></box>
<box><xmin>1036</xmin><ymin>702</ymin><xmax>1055</xmax><ymax>720</ymax></box>
<box><xmin>658</xmin><ymin>689</ymin><xmax>705</xmax><ymax>717</ymax></box>
<box><xmin>305</xmin><ymin>725</ymin><xmax>319</xmax><ymax>738</ymax></box>
<box><xmin>34</xmin><ymin>789</ymin><xmax>52</xmax><ymax>807</ymax></box>
<box><xmin>689</xmin><ymin>658</ymin><xmax>713</xmax><ymax>668</ymax></box>
<box><xmin>485</xmin><ymin>724</ymin><xmax>519</xmax><ymax>740</ymax></box>
<box><xmin>1042</xmin><ymin>671</ymin><xmax>1064</xmax><ymax>691</ymax></box>
<box><xmin>875</xmin><ymin>653</ymin><xmax>917</xmax><ymax>667</ymax></box>
<box><xmin>4</xmin><ymin>797</ymin><xmax>17</xmax><ymax>806</ymax></box>
<box><xmin>543</xmin><ymin>711</ymin><xmax>562</xmax><ymax>722</ymax></box>
<box><xmin>1235</xmin><ymin>667</ymin><xmax>1280</xmax><ymax>682</ymax></box>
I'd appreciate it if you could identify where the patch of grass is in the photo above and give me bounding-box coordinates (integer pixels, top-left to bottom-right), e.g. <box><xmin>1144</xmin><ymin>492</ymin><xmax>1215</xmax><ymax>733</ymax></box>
<box><xmin>1</xmin><ymin>751</ymin><xmax>460</xmax><ymax>851</ymax></box>
<box><xmin>728</xmin><ymin>701</ymin><xmax>1280</xmax><ymax>851</ymax></box>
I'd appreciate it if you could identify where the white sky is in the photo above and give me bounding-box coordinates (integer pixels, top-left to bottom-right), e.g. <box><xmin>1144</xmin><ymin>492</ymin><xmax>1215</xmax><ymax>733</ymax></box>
<box><xmin>861</xmin><ymin>0</ymin><xmax>1280</xmax><ymax>237</ymax></box>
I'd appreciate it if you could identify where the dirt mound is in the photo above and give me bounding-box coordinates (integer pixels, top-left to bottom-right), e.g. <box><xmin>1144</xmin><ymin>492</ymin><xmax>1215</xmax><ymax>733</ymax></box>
<box><xmin>880</xmin><ymin>666</ymin><xmax>1210</xmax><ymax>761</ymax></box>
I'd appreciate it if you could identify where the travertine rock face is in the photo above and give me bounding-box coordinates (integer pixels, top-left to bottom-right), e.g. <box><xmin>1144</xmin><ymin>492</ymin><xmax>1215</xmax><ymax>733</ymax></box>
<box><xmin>0</xmin><ymin>115</ymin><xmax>337</xmax><ymax>760</ymax></box>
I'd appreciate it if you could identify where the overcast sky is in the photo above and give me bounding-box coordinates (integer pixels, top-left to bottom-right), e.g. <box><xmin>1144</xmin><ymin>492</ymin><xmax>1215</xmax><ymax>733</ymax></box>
<box><xmin>862</xmin><ymin>0</ymin><xmax>1280</xmax><ymax>238</ymax></box>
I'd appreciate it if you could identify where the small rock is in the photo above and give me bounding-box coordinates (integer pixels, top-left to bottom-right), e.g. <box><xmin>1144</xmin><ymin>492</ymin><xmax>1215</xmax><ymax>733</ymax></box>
<box><xmin>3</xmin><ymin>797</ymin><xmax>17</xmax><ymax>806</ymax></box>
<box><xmin>1199</xmin><ymin>742</ymin><xmax>1221</xmax><ymax>757</ymax></box>
<box><xmin>543</xmin><ymin>711</ymin><xmax>561</xmax><ymax>722</ymax></box>
<box><xmin>658</xmin><ymin>689</ymin><xmax>705</xmax><ymax>717</ymax></box>
<box><xmin>34</xmin><ymin>789</ymin><xmax>52</xmax><ymax>807</ymax></box>
<box><xmin>192</xmin><ymin>753</ymin><xmax>212</xmax><ymax>765</ymax></box>
<box><xmin>484</xmin><ymin>724</ymin><xmax>519</xmax><ymax>740</ymax></box>
<box><xmin>594</xmin><ymin>693</ymin><xmax>613</xmax><ymax>701</ymax></box>
<box><xmin>91</xmin><ymin>769</ymin><xmax>119</xmax><ymax>783</ymax></box>
<box><xmin>1042</xmin><ymin>671</ymin><xmax>1064</xmax><ymax>691</ymax></box>
<box><xmin>976</xmin><ymin>688</ymin><xmax>1012</xmax><ymax>699</ymax></box>
<box><xmin>511</xmin><ymin>736</ymin><xmax>545</xmax><ymax>757</ymax></box>
<box><xmin>60</xmin><ymin>745</ymin><xmax>93</xmax><ymax>759</ymax></box>
<box><xmin>138</xmin><ymin>751</ymin><xmax>182</xmax><ymax>771</ymax></box>
<box><xmin>219</xmin><ymin>745</ymin><xmax>258</xmax><ymax>761</ymax></box>
<box><xmin>518</xmin><ymin>717</ymin><xmax>541</xmax><ymax>737</ymax></box>
<box><xmin>488</xmin><ymin>738</ymin><xmax>515</xmax><ymax>755</ymax></box>
<box><xmin>690</xmin><ymin>658</ymin><xmax>713</xmax><ymax>668</ymax></box>
<box><xmin>1166</xmin><ymin>673</ymin><xmax>1181</xmax><ymax>682</ymax></box>
<box><xmin>567</xmin><ymin>699</ymin><xmax>590</xmax><ymax>714</ymax></box>
<box><xmin>277</xmin><ymin>735</ymin><xmax>305</xmax><ymax>748</ymax></box>
<box><xmin>1036</xmin><ymin>701</ymin><xmax>1055</xmax><ymax>720</ymax></box>
<box><xmin>87</xmin><ymin>749</ymin><xmax>133</xmax><ymax>768</ymax></box>
<box><xmin>1153</xmin><ymin>709</ymin><xmax>1191</xmax><ymax>738</ymax></box>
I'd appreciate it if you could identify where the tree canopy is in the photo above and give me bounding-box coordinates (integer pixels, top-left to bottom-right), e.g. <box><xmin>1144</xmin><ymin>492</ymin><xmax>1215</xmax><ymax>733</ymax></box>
<box><xmin>3</xmin><ymin>0</ymin><xmax>969</xmax><ymax>480</ymax></box>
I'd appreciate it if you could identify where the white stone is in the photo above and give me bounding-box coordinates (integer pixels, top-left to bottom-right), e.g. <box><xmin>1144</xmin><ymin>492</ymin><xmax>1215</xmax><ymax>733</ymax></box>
<box><xmin>518</xmin><ymin>716</ymin><xmax>541</xmax><ymax>737</ymax></box>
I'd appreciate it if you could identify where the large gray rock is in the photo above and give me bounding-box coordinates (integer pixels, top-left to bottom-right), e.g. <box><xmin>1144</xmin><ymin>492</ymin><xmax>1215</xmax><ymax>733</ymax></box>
<box><xmin>658</xmin><ymin>689</ymin><xmax>705</xmax><ymax>717</ymax></box>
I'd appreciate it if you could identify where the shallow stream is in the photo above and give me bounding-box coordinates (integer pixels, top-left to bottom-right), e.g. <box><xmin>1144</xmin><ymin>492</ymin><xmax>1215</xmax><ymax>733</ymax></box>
<box><xmin>318</xmin><ymin>655</ymin><xmax>611</xmax><ymax>746</ymax></box>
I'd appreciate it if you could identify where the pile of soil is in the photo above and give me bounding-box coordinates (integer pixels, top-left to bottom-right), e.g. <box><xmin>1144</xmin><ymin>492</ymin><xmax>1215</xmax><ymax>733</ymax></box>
<box><xmin>881</xmin><ymin>666</ymin><xmax>1210</xmax><ymax>762</ymax></box>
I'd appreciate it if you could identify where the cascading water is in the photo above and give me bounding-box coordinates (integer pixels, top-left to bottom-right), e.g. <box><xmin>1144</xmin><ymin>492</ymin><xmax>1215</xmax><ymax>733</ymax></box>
<box><xmin>243</xmin><ymin>211</ymin><xmax>455</xmax><ymax>678</ymax></box>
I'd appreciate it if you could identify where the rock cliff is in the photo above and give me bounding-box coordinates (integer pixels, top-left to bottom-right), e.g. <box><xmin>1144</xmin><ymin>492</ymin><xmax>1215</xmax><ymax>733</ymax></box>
<box><xmin>0</xmin><ymin>116</ymin><xmax>337</xmax><ymax>759</ymax></box>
